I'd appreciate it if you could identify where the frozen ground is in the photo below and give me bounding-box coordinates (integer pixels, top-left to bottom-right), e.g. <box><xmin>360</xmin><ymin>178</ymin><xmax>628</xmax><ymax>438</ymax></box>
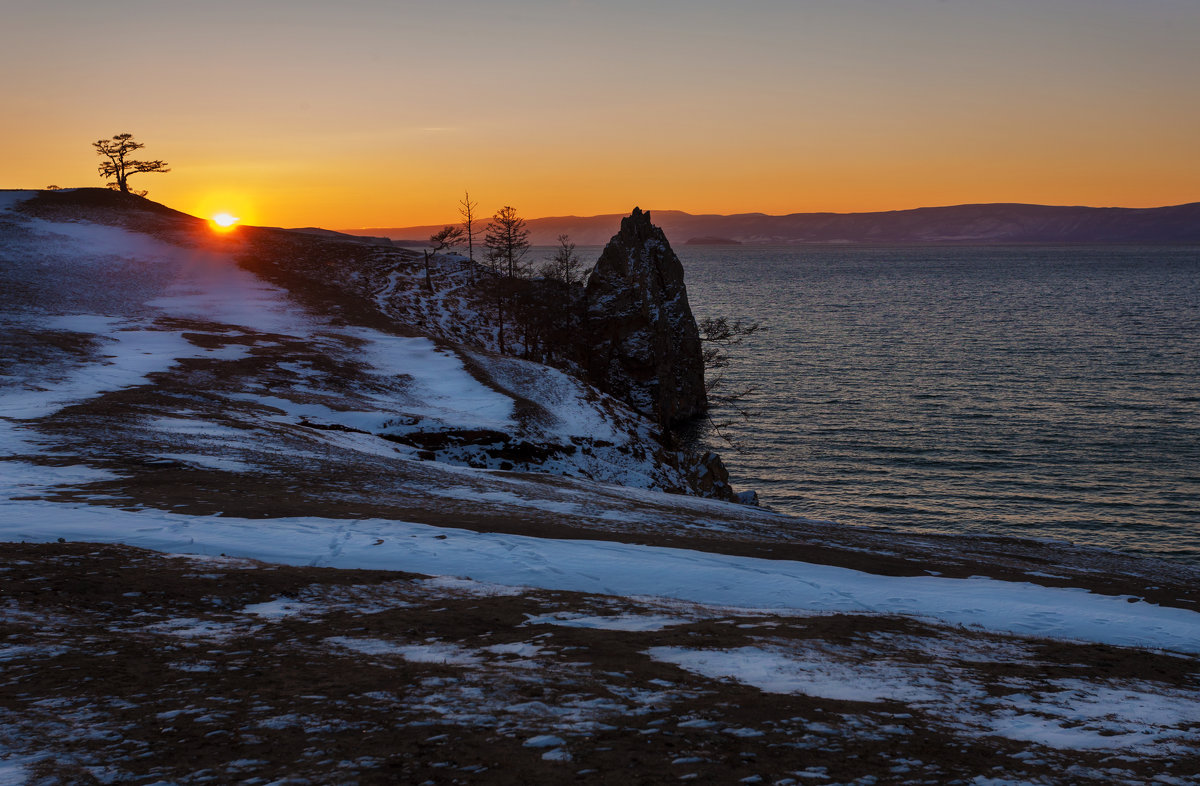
<box><xmin>2</xmin><ymin>542</ymin><xmax>1199</xmax><ymax>785</ymax></box>
<box><xmin>0</xmin><ymin>190</ymin><xmax>694</xmax><ymax>493</ymax></box>
<box><xmin>2</xmin><ymin>494</ymin><xmax>1199</xmax><ymax>655</ymax></box>
<box><xmin>2</xmin><ymin>190</ymin><xmax>1200</xmax><ymax>784</ymax></box>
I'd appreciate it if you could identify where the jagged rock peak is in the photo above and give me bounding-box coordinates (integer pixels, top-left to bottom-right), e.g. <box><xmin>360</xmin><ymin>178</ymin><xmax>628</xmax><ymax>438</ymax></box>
<box><xmin>584</xmin><ymin>207</ymin><xmax>707</xmax><ymax>427</ymax></box>
<box><xmin>622</xmin><ymin>206</ymin><xmax>651</xmax><ymax>234</ymax></box>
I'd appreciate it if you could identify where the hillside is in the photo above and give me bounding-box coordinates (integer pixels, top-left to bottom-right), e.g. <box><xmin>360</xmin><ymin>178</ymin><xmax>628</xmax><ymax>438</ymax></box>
<box><xmin>3</xmin><ymin>189</ymin><xmax>1200</xmax><ymax>784</ymax></box>
<box><xmin>349</xmin><ymin>201</ymin><xmax>1200</xmax><ymax>246</ymax></box>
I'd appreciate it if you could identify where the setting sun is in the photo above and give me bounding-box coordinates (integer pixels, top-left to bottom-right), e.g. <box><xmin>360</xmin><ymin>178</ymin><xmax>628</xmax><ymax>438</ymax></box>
<box><xmin>212</xmin><ymin>213</ymin><xmax>239</xmax><ymax>228</ymax></box>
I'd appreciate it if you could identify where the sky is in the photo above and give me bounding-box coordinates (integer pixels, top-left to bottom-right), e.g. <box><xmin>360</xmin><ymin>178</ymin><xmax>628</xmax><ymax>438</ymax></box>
<box><xmin>2</xmin><ymin>0</ymin><xmax>1198</xmax><ymax>228</ymax></box>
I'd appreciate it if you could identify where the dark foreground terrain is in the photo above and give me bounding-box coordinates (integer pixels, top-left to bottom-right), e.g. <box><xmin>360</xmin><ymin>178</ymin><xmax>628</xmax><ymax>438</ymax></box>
<box><xmin>3</xmin><ymin>542</ymin><xmax>1199</xmax><ymax>785</ymax></box>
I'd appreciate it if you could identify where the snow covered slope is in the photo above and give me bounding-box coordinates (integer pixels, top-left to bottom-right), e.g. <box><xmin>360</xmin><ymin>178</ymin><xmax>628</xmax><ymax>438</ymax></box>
<box><xmin>0</xmin><ymin>189</ymin><xmax>703</xmax><ymax>493</ymax></box>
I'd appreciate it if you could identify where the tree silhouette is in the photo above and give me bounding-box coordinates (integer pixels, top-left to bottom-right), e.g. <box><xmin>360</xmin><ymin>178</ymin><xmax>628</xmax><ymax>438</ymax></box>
<box><xmin>458</xmin><ymin>191</ymin><xmax>478</xmax><ymax>263</ymax></box>
<box><xmin>540</xmin><ymin>233</ymin><xmax>583</xmax><ymax>286</ymax></box>
<box><xmin>93</xmin><ymin>133</ymin><xmax>170</xmax><ymax>196</ymax></box>
<box><xmin>429</xmin><ymin>224</ymin><xmax>464</xmax><ymax>255</ymax></box>
<box><xmin>423</xmin><ymin>224</ymin><xmax>465</xmax><ymax>291</ymax></box>
<box><xmin>694</xmin><ymin>316</ymin><xmax>763</xmax><ymax>449</ymax></box>
<box><xmin>483</xmin><ymin>205</ymin><xmax>531</xmax><ymax>354</ymax></box>
<box><xmin>484</xmin><ymin>205</ymin><xmax>530</xmax><ymax>280</ymax></box>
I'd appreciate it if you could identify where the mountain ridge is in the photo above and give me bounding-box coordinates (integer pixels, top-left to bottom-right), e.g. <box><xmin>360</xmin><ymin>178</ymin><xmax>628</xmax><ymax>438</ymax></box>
<box><xmin>346</xmin><ymin>201</ymin><xmax>1200</xmax><ymax>246</ymax></box>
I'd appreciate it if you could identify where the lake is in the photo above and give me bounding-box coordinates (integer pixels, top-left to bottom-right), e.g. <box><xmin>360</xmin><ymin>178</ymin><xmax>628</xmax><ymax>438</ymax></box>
<box><xmin>676</xmin><ymin>244</ymin><xmax>1200</xmax><ymax>564</ymax></box>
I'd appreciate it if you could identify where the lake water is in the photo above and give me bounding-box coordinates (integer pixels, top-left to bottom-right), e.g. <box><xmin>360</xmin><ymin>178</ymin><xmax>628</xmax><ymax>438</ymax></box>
<box><xmin>675</xmin><ymin>244</ymin><xmax>1200</xmax><ymax>564</ymax></box>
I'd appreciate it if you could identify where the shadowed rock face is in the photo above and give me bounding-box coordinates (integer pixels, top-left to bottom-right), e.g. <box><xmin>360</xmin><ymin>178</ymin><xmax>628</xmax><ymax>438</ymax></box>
<box><xmin>584</xmin><ymin>208</ymin><xmax>707</xmax><ymax>427</ymax></box>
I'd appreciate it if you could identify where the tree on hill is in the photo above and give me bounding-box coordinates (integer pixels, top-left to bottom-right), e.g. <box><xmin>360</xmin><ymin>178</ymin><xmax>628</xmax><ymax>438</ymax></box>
<box><xmin>458</xmin><ymin>191</ymin><xmax>478</xmax><ymax>264</ymax></box>
<box><xmin>484</xmin><ymin>206</ymin><xmax>530</xmax><ymax>280</ymax></box>
<box><xmin>423</xmin><ymin>224</ymin><xmax>465</xmax><ymax>291</ymax></box>
<box><xmin>483</xmin><ymin>205</ymin><xmax>531</xmax><ymax>354</ymax></box>
<box><xmin>518</xmin><ymin>234</ymin><xmax>587</xmax><ymax>363</ymax></box>
<box><xmin>540</xmin><ymin>233</ymin><xmax>583</xmax><ymax>286</ymax></box>
<box><xmin>428</xmin><ymin>224</ymin><xmax>464</xmax><ymax>255</ymax></box>
<box><xmin>93</xmin><ymin>133</ymin><xmax>170</xmax><ymax>196</ymax></box>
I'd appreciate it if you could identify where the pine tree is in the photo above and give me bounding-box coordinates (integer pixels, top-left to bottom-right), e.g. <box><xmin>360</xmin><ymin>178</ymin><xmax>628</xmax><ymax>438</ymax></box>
<box><xmin>483</xmin><ymin>206</ymin><xmax>531</xmax><ymax>354</ymax></box>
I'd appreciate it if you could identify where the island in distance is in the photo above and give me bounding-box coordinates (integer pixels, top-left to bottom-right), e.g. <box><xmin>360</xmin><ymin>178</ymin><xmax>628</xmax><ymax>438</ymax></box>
<box><xmin>685</xmin><ymin>235</ymin><xmax>742</xmax><ymax>245</ymax></box>
<box><xmin>350</xmin><ymin>201</ymin><xmax>1200</xmax><ymax>246</ymax></box>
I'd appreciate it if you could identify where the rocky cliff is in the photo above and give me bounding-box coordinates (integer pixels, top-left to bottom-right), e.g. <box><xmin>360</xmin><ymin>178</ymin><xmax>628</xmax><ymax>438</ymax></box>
<box><xmin>584</xmin><ymin>208</ymin><xmax>707</xmax><ymax>428</ymax></box>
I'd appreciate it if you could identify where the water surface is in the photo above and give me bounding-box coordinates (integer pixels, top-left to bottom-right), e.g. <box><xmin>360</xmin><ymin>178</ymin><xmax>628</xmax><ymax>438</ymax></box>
<box><xmin>678</xmin><ymin>244</ymin><xmax>1200</xmax><ymax>563</ymax></box>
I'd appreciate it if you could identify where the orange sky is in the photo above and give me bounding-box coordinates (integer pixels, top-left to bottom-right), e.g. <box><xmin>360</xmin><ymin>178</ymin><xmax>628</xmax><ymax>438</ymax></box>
<box><xmin>2</xmin><ymin>1</ymin><xmax>1198</xmax><ymax>228</ymax></box>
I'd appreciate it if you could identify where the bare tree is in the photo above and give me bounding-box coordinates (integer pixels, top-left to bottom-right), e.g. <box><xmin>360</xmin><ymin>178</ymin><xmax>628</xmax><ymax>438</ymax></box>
<box><xmin>697</xmin><ymin>316</ymin><xmax>763</xmax><ymax>449</ymax></box>
<box><xmin>519</xmin><ymin>234</ymin><xmax>587</xmax><ymax>362</ymax></box>
<box><xmin>458</xmin><ymin>191</ymin><xmax>478</xmax><ymax>263</ymax></box>
<box><xmin>429</xmin><ymin>224</ymin><xmax>464</xmax><ymax>255</ymax></box>
<box><xmin>540</xmin><ymin>233</ymin><xmax>583</xmax><ymax>286</ymax></box>
<box><xmin>699</xmin><ymin>317</ymin><xmax>761</xmax><ymax>389</ymax></box>
<box><xmin>423</xmin><ymin>225</ymin><xmax>465</xmax><ymax>291</ymax></box>
<box><xmin>93</xmin><ymin>133</ymin><xmax>169</xmax><ymax>196</ymax></box>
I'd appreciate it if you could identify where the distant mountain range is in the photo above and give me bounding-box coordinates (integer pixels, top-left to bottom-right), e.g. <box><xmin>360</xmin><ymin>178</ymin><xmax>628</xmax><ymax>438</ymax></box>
<box><xmin>344</xmin><ymin>202</ymin><xmax>1200</xmax><ymax>246</ymax></box>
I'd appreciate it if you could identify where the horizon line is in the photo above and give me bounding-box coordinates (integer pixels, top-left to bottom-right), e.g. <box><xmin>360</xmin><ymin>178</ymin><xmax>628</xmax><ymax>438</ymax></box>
<box><xmin>341</xmin><ymin>199</ymin><xmax>1200</xmax><ymax>231</ymax></box>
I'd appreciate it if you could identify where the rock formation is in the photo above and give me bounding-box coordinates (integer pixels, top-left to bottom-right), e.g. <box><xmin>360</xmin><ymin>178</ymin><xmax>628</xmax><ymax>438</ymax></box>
<box><xmin>584</xmin><ymin>208</ymin><xmax>707</xmax><ymax>428</ymax></box>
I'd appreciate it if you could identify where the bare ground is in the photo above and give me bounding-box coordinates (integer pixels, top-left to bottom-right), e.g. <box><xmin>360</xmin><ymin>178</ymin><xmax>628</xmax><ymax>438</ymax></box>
<box><xmin>3</xmin><ymin>542</ymin><xmax>1199</xmax><ymax>785</ymax></box>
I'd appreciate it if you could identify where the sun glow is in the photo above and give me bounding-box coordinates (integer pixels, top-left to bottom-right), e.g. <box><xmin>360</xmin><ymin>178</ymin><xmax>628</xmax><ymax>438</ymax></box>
<box><xmin>211</xmin><ymin>212</ymin><xmax>239</xmax><ymax>229</ymax></box>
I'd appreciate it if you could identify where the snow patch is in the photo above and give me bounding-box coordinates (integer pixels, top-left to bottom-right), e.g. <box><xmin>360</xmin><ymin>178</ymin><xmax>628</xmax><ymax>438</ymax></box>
<box><xmin>0</xmin><ymin>462</ymin><xmax>121</xmax><ymax>497</ymax></box>
<box><xmin>240</xmin><ymin>598</ymin><xmax>320</xmax><ymax>619</ymax></box>
<box><xmin>346</xmin><ymin>329</ymin><xmax>516</xmax><ymax>431</ymax></box>
<box><xmin>326</xmin><ymin>637</ymin><xmax>481</xmax><ymax>665</ymax></box>
<box><xmin>153</xmin><ymin>453</ymin><xmax>257</xmax><ymax>473</ymax></box>
<box><xmin>418</xmin><ymin>576</ymin><xmax>527</xmax><ymax>597</ymax></box>
<box><xmin>981</xmin><ymin>679</ymin><xmax>1200</xmax><ymax>751</ymax></box>
<box><xmin>648</xmin><ymin>645</ymin><xmax>948</xmax><ymax>703</ymax></box>
<box><xmin>4</xmin><ymin>504</ymin><xmax>1200</xmax><ymax>654</ymax></box>
<box><xmin>0</xmin><ymin>318</ymin><xmax>220</xmax><ymax>421</ymax></box>
<box><xmin>522</xmin><ymin>734</ymin><xmax>566</xmax><ymax>748</ymax></box>
<box><xmin>484</xmin><ymin>642</ymin><xmax>546</xmax><ymax>657</ymax></box>
<box><xmin>0</xmin><ymin>190</ymin><xmax>35</xmax><ymax>211</ymax></box>
<box><xmin>144</xmin><ymin>618</ymin><xmax>255</xmax><ymax>640</ymax></box>
<box><xmin>650</xmin><ymin>643</ymin><xmax>1200</xmax><ymax>753</ymax></box>
<box><xmin>526</xmin><ymin>612</ymin><xmax>694</xmax><ymax>632</ymax></box>
<box><xmin>466</xmin><ymin>351</ymin><xmax>620</xmax><ymax>441</ymax></box>
<box><xmin>0</xmin><ymin>750</ymin><xmax>42</xmax><ymax>786</ymax></box>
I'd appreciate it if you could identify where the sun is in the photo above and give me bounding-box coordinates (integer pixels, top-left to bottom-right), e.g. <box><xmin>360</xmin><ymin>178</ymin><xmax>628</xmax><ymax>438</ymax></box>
<box><xmin>211</xmin><ymin>212</ymin><xmax>240</xmax><ymax>229</ymax></box>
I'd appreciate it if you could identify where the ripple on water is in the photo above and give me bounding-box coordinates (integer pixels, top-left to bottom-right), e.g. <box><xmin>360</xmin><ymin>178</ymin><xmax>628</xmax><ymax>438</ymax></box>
<box><xmin>679</xmin><ymin>244</ymin><xmax>1200</xmax><ymax>564</ymax></box>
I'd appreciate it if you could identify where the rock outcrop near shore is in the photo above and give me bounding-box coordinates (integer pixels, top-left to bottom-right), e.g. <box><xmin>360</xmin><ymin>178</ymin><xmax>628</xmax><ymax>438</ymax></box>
<box><xmin>584</xmin><ymin>208</ymin><xmax>707</xmax><ymax>428</ymax></box>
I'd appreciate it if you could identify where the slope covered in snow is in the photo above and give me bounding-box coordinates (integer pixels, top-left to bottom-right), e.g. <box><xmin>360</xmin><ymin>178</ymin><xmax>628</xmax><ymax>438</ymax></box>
<box><xmin>3</xmin><ymin>497</ymin><xmax>1199</xmax><ymax>654</ymax></box>
<box><xmin>0</xmin><ymin>189</ymin><xmax>705</xmax><ymax>493</ymax></box>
